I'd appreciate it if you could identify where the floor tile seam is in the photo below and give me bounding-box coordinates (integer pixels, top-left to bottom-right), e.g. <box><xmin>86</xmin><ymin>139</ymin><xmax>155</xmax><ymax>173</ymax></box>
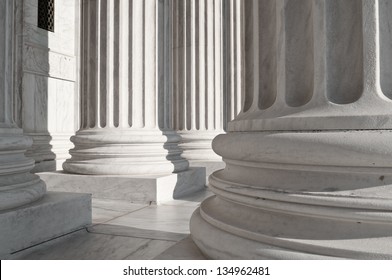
<box><xmin>91</xmin><ymin>205</ymin><xmax>150</xmax><ymax>227</ymax></box>
<box><xmin>85</xmin><ymin>229</ymin><xmax>187</xmax><ymax>243</ymax></box>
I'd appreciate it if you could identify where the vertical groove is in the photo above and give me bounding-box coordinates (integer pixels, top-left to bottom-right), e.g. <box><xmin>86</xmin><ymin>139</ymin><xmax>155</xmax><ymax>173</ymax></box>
<box><xmin>81</xmin><ymin>0</ymin><xmax>88</xmax><ymax>129</ymax></box>
<box><xmin>90</xmin><ymin>0</ymin><xmax>98</xmax><ymax>128</ymax></box>
<box><xmin>163</xmin><ymin>0</ymin><xmax>172</xmax><ymax>130</ymax></box>
<box><xmin>207</xmin><ymin>0</ymin><xmax>214</xmax><ymax>129</ymax></box>
<box><xmin>113</xmin><ymin>1</ymin><xmax>120</xmax><ymax>127</ymax></box>
<box><xmin>229</xmin><ymin>0</ymin><xmax>235</xmax><ymax>120</ymax></box>
<box><xmin>128</xmin><ymin>1</ymin><xmax>133</xmax><ymax>127</ymax></box>
<box><xmin>0</xmin><ymin>0</ymin><xmax>12</xmax><ymax>124</ymax></box>
<box><xmin>214</xmin><ymin>0</ymin><xmax>222</xmax><ymax>129</ymax></box>
<box><xmin>172</xmin><ymin>0</ymin><xmax>178</xmax><ymax>130</ymax></box>
<box><xmin>185</xmin><ymin>0</ymin><xmax>191</xmax><ymax>130</ymax></box>
<box><xmin>144</xmin><ymin>0</ymin><xmax>156</xmax><ymax>128</ymax></box>
<box><xmin>142</xmin><ymin>1</ymin><xmax>146</xmax><ymax>127</ymax></box>
<box><xmin>199</xmin><ymin>0</ymin><xmax>206</xmax><ymax>130</ymax></box>
<box><xmin>119</xmin><ymin>0</ymin><xmax>129</xmax><ymax>128</ymax></box>
<box><xmin>98</xmin><ymin>0</ymin><xmax>106</xmax><ymax>128</ymax></box>
<box><xmin>158</xmin><ymin>0</ymin><xmax>167</xmax><ymax>129</ymax></box>
<box><xmin>326</xmin><ymin>0</ymin><xmax>363</xmax><ymax>104</ymax></box>
<box><xmin>195</xmin><ymin>0</ymin><xmax>200</xmax><ymax>130</ymax></box>
<box><xmin>243</xmin><ymin>0</ymin><xmax>257</xmax><ymax>112</ymax></box>
<box><xmin>132</xmin><ymin>0</ymin><xmax>143</xmax><ymax>128</ymax></box>
<box><xmin>258</xmin><ymin>0</ymin><xmax>277</xmax><ymax>110</ymax></box>
<box><xmin>284</xmin><ymin>0</ymin><xmax>313</xmax><ymax>107</ymax></box>
<box><xmin>85</xmin><ymin>0</ymin><xmax>92</xmax><ymax>128</ymax></box>
<box><xmin>379</xmin><ymin>0</ymin><xmax>392</xmax><ymax>99</ymax></box>
<box><xmin>191</xmin><ymin>0</ymin><xmax>197</xmax><ymax>130</ymax></box>
<box><xmin>104</xmin><ymin>0</ymin><xmax>115</xmax><ymax>127</ymax></box>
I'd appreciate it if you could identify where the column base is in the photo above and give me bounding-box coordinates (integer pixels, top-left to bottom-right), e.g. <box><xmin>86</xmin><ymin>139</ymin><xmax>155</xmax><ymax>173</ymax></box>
<box><xmin>191</xmin><ymin>195</ymin><xmax>392</xmax><ymax>259</ymax></box>
<box><xmin>179</xmin><ymin>131</ymin><xmax>223</xmax><ymax>162</ymax></box>
<box><xmin>190</xmin><ymin>130</ymin><xmax>392</xmax><ymax>259</ymax></box>
<box><xmin>38</xmin><ymin>168</ymin><xmax>206</xmax><ymax>204</ymax></box>
<box><xmin>0</xmin><ymin>191</ymin><xmax>91</xmax><ymax>259</ymax></box>
<box><xmin>63</xmin><ymin>129</ymin><xmax>189</xmax><ymax>175</ymax></box>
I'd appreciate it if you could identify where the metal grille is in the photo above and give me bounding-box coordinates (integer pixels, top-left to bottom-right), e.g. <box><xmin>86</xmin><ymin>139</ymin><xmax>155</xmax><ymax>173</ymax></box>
<box><xmin>37</xmin><ymin>0</ymin><xmax>55</xmax><ymax>32</ymax></box>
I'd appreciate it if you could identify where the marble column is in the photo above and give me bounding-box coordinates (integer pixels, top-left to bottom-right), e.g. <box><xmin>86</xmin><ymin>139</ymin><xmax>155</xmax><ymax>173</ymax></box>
<box><xmin>63</xmin><ymin>0</ymin><xmax>189</xmax><ymax>175</ymax></box>
<box><xmin>172</xmin><ymin>0</ymin><xmax>243</xmax><ymax>178</ymax></box>
<box><xmin>0</xmin><ymin>0</ymin><xmax>46</xmax><ymax>211</ymax></box>
<box><xmin>191</xmin><ymin>0</ymin><xmax>392</xmax><ymax>259</ymax></box>
<box><xmin>172</xmin><ymin>0</ymin><xmax>224</xmax><ymax>164</ymax></box>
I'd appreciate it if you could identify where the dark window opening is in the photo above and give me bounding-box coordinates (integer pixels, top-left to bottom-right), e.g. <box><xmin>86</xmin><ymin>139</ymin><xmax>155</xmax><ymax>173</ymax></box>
<box><xmin>38</xmin><ymin>0</ymin><xmax>55</xmax><ymax>32</ymax></box>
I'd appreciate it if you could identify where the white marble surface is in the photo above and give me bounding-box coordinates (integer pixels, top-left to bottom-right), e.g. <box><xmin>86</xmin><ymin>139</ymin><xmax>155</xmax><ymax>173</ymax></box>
<box><xmin>13</xmin><ymin>190</ymin><xmax>210</xmax><ymax>260</ymax></box>
<box><xmin>39</xmin><ymin>168</ymin><xmax>206</xmax><ymax>204</ymax></box>
<box><xmin>21</xmin><ymin>230</ymin><xmax>176</xmax><ymax>260</ymax></box>
<box><xmin>106</xmin><ymin>204</ymin><xmax>199</xmax><ymax>235</ymax></box>
<box><xmin>155</xmin><ymin>236</ymin><xmax>206</xmax><ymax>260</ymax></box>
<box><xmin>0</xmin><ymin>192</ymin><xmax>91</xmax><ymax>259</ymax></box>
<box><xmin>14</xmin><ymin>0</ymin><xmax>80</xmax><ymax>169</ymax></box>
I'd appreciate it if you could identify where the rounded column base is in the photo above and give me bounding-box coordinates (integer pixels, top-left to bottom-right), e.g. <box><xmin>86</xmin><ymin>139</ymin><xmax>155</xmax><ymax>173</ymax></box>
<box><xmin>0</xmin><ymin>131</ymin><xmax>47</xmax><ymax>211</ymax></box>
<box><xmin>63</xmin><ymin>129</ymin><xmax>189</xmax><ymax>175</ymax></box>
<box><xmin>190</xmin><ymin>130</ymin><xmax>392</xmax><ymax>259</ymax></box>
<box><xmin>179</xmin><ymin>131</ymin><xmax>223</xmax><ymax>162</ymax></box>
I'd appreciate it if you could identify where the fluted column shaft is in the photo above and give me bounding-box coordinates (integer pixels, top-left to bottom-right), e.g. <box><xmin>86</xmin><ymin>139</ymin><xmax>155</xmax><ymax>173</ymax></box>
<box><xmin>171</xmin><ymin>0</ymin><xmax>224</xmax><ymax>161</ymax></box>
<box><xmin>0</xmin><ymin>0</ymin><xmax>46</xmax><ymax>211</ymax></box>
<box><xmin>63</xmin><ymin>0</ymin><xmax>188</xmax><ymax>175</ymax></box>
<box><xmin>191</xmin><ymin>0</ymin><xmax>392</xmax><ymax>259</ymax></box>
<box><xmin>172</xmin><ymin>0</ymin><xmax>240</xmax><ymax>162</ymax></box>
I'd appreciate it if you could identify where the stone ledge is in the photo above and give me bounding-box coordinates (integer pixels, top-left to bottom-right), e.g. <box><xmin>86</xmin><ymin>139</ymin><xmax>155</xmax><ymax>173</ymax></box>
<box><xmin>38</xmin><ymin>167</ymin><xmax>206</xmax><ymax>204</ymax></box>
<box><xmin>0</xmin><ymin>192</ymin><xmax>92</xmax><ymax>258</ymax></box>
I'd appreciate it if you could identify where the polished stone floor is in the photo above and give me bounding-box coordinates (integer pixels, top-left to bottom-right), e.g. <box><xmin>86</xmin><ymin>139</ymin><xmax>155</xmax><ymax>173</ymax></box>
<box><xmin>13</xmin><ymin>189</ymin><xmax>211</xmax><ymax>260</ymax></box>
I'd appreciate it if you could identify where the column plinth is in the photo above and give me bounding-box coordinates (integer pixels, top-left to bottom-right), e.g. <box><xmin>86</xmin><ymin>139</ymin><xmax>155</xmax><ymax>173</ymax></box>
<box><xmin>191</xmin><ymin>0</ymin><xmax>392</xmax><ymax>259</ymax></box>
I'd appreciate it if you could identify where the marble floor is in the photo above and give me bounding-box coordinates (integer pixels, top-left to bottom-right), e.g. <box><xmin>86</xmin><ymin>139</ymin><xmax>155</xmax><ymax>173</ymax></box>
<box><xmin>13</xmin><ymin>189</ymin><xmax>212</xmax><ymax>260</ymax></box>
